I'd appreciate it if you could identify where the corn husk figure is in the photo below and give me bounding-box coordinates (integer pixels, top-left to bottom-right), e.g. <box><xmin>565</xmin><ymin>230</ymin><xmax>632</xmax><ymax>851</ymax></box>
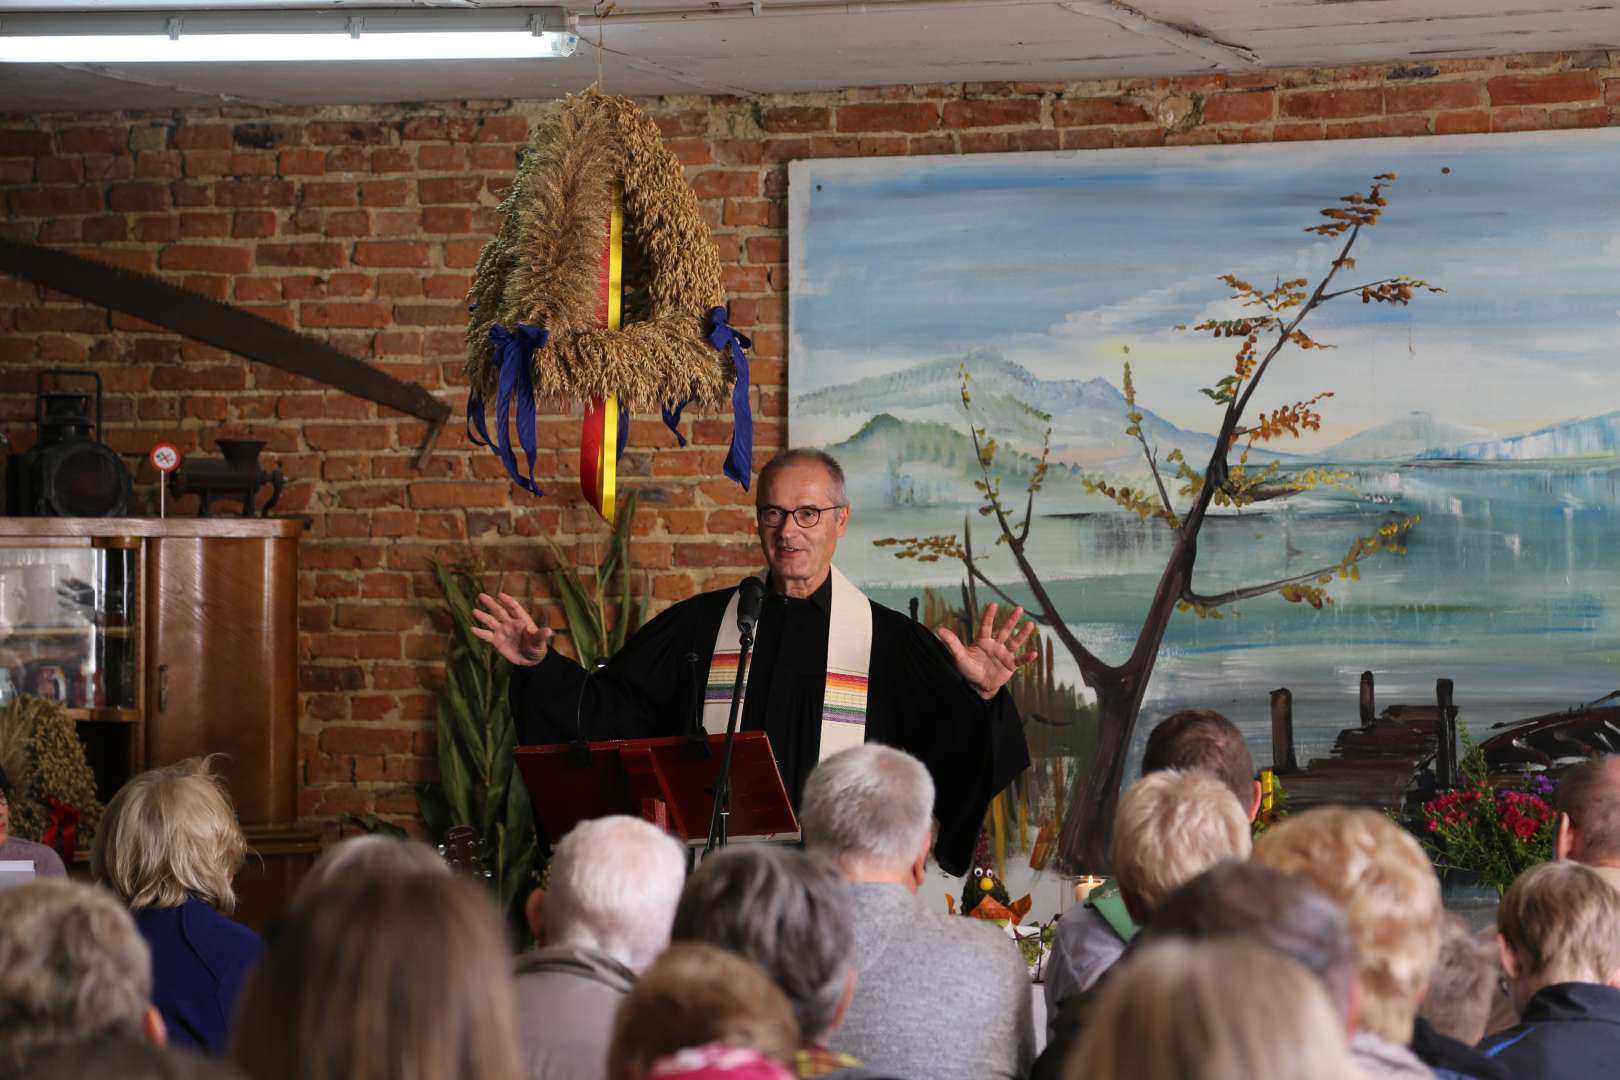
<box><xmin>464</xmin><ymin>90</ymin><xmax>752</xmax><ymax>522</ymax></box>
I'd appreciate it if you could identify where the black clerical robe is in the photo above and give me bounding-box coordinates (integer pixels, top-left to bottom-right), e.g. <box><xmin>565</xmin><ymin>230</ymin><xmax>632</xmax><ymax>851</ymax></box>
<box><xmin>511</xmin><ymin>574</ymin><xmax>1029</xmax><ymax>875</ymax></box>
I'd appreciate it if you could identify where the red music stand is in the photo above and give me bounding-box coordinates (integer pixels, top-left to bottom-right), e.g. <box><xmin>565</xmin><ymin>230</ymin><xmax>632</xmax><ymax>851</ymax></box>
<box><xmin>515</xmin><ymin>732</ymin><xmax>799</xmax><ymax>845</ymax></box>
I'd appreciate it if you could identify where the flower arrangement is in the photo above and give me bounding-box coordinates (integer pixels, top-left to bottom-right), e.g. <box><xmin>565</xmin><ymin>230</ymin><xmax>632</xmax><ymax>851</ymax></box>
<box><xmin>1418</xmin><ymin>734</ymin><xmax>1557</xmax><ymax>895</ymax></box>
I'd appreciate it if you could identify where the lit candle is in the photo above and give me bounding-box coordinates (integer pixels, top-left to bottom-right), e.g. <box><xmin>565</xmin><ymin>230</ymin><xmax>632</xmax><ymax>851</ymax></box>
<box><xmin>1073</xmin><ymin>875</ymin><xmax>1104</xmax><ymax>904</ymax></box>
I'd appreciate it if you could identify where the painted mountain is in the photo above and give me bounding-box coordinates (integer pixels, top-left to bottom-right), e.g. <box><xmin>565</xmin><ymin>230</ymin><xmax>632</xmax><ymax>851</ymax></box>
<box><xmin>1418</xmin><ymin>410</ymin><xmax>1620</xmax><ymax>461</ymax></box>
<box><xmin>1322</xmin><ymin>411</ymin><xmax>1500</xmax><ymax>462</ymax></box>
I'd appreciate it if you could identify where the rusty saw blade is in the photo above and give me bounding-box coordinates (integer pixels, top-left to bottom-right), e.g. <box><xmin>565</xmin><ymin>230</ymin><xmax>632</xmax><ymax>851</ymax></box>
<box><xmin>0</xmin><ymin>239</ymin><xmax>451</xmax><ymax>468</ymax></box>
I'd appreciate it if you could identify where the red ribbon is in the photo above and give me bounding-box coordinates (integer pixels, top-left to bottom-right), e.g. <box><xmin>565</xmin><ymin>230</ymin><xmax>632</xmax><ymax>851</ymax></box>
<box><xmin>42</xmin><ymin>797</ymin><xmax>81</xmax><ymax>863</ymax></box>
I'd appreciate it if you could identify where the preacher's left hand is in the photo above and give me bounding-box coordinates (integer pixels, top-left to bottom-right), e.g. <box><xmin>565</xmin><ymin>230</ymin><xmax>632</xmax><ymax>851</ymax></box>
<box><xmin>936</xmin><ymin>602</ymin><xmax>1040</xmax><ymax>701</ymax></box>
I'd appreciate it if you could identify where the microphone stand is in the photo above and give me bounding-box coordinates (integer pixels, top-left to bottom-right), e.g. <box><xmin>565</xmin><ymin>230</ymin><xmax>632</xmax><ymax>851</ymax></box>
<box><xmin>703</xmin><ymin>622</ymin><xmax>754</xmax><ymax>856</ymax></box>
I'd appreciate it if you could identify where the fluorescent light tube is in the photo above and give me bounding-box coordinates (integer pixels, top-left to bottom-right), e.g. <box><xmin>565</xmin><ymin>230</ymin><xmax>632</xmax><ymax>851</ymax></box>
<box><xmin>0</xmin><ymin>7</ymin><xmax>580</xmax><ymax>63</ymax></box>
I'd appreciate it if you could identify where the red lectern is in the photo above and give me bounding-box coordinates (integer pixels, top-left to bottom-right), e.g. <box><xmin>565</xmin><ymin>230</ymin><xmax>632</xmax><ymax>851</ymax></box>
<box><xmin>514</xmin><ymin>732</ymin><xmax>799</xmax><ymax>845</ymax></box>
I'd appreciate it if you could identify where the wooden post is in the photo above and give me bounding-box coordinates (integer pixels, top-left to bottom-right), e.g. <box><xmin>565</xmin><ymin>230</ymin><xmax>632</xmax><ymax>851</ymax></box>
<box><xmin>1436</xmin><ymin>678</ymin><xmax>1458</xmax><ymax>789</ymax></box>
<box><xmin>1359</xmin><ymin>670</ymin><xmax>1376</xmax><ymax>728</ymax></box>
<box><xmin>1270</xmin><ymin>688</ymin><xmax>1298</xmax><ymax>774</ymax></box>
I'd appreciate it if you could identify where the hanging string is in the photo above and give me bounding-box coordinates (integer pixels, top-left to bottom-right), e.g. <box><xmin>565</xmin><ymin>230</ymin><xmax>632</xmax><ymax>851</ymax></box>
<box><xmin>593</xmin><ymin>2</ymin><xmax>616</xmax><ymax>91</ymax></box>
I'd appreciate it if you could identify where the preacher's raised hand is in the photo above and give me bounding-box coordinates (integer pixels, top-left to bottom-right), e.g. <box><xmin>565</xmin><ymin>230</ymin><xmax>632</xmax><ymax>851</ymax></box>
<box><xmin>471</xmin><ymin>591</ymin><xmax>554</xmax><ymax>667</ymax></box>
<box><xmin>935</xmin><ymin>602</ymin><xmax>1040</xmax><ymax>701</ymax></box>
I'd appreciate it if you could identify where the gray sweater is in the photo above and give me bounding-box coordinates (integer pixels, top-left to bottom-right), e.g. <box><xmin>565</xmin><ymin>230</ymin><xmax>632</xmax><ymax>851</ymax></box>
<box><xmin>512</xmin><ymin>943</ymin><xmax>637</xmax><ymax>1080</ymax></box>
<box><xmin>830</xmin><ymin>881</ymin><xmax>1034</xmax><ymax>1080</ymax></box>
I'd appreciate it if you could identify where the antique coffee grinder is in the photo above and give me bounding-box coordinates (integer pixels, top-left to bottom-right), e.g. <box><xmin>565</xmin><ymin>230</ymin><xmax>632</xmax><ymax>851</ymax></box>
<box><xmin>6</xmin><ymin>370</ymin><xmax>131</xmax><ymax>517</ymax></box>
<box><xmin>167</xmin><ymin>438</ymin><xmax>284</xmax><ymax>517</ymax></box>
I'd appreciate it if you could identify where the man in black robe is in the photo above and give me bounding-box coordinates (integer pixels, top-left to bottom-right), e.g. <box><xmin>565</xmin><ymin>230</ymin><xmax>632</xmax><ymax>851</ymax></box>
<box><xmin>473</xmin><ymin>448</ymin><xmax>1035</xmax><ymax>875</ymax></box>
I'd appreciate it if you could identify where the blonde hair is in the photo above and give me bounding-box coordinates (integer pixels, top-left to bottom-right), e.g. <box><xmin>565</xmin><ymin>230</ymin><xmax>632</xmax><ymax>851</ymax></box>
<box><xmin>228</xmin><ymin>872</ymin><xmax>522</xmax><ymax>1080</ymax></box>
<box><xmin>296</xmin><ymin>834</ymin><xmax>449</xmax><ymax>902</ymax></box>
<box><xmin>1252</xmin><ymin>806</ymin><xmax>1441</xmax><ymax>1044</ymax></box>
<box><xmin>92</xmin><ymin>756</ymin><xmax>247</xmax><ymax>913</ymax></box>
<box><xmin>0</xmin><ymin>879</ymin><xmax>153</xmax><ymax>1067</ymax></box>
<box><xmin>1499</xmin><ymin>859</ymin><xmax>1620</xmax><ymax>984</ymax></box>
<box><xmin>607</xmin><ymin>944</ymin><xmax>799</xmax><ymax>1080</ymax></box>
<box><xmin>1109</xmin><ymin>769</ymin><xmax>1252</xmax><ymax>917</ymax></box>
<box><xmin>1064</xmin><ymin>940</ymin><xmax>1363</xmax><ymax>1080</ymax></box>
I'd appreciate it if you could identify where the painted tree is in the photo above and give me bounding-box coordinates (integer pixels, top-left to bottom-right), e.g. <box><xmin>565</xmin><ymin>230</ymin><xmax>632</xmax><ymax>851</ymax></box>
<box><xmin>880</xmin><ymin>175</ymin><xmax>1440</xmax><ymax>871</ymax></box>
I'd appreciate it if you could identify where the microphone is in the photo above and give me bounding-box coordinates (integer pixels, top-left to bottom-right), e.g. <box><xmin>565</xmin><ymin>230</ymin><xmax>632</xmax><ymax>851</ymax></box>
<box><xmin>736</xmin><ymin>576</ymin><xmax>766</xmax><ymax>638</ymax></box>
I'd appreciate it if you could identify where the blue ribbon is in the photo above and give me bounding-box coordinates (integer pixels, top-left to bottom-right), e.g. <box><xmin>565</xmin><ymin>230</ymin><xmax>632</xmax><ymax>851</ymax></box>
<box><xmin>707</xmin><ymin>306</ymin><xmax>753</xmax><ymax>490</ymax></box>
<box><xmin>466</xmin><ymin>323</ymin><xmax>548</xmax><ymax>496</ymax></box>
<box><xmin>661</xmin><ymin>401</ymin><xmax>689</xmax><ymax>448</ymax></box>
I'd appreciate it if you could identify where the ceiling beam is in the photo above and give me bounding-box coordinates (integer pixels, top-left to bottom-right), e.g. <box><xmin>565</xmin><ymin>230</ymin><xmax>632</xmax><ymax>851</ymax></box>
<box><xmin>1058</xmin><ymin>1</ymin><xmax>1260</xmax><ymax>67</ymax></box>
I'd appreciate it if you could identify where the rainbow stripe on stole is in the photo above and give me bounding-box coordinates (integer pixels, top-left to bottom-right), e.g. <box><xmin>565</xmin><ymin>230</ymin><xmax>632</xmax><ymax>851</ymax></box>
<box><xmin>703</xmin><ymin>567</ymin><xmax>873</xmax><ymax>762</ymax></box>
<box><xmin>579</xmin><ymin>184</ymin><xmax>626</xmax><ymax>524</ymax></box>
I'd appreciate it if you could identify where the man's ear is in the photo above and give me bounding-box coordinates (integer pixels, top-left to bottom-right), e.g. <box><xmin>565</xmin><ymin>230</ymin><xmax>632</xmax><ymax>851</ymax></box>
<box><xmin>908</xmin><ymin>832</ymin><xmax>930</xmax><ymax>893</ymax></box>
<box><xmin>1497</xmin><ymin>932</ymin><xmax>1524</xmax><ymax>980</ymax></box>
<box><xmin>525</xmin><ymin>888</ymin><xmax>547</xmax><ymax>945</ymax></box>
<box><xmin>827</xmin><ymin>967</ymin><xmax>858</xmax><ymax>1036</ymax></box>
<box><xmin>1343</xmin><ymin>975</ymin><xmax>1362</xmax><ymax>1040</ymax></box>
<box><xmin>1555</xmin><ymin>813</ymin><xmax>1576</xmax><ymax>860</ymax></box>
<box><xmin>142</xmin><ymin>1004</ymin><xmax>167</xmax><ymax>1047</ymax></box>
<box><xmin>1247</xmin><ymin>779</ymin><xmax>1263</xmax><ymax>824</ymax></box>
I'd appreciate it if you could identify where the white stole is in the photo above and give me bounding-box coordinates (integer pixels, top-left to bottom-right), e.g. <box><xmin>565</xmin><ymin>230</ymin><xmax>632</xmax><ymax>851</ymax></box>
<box><xmin>704</xmin><ymin>565</ymin><xmax>874</xmax><ymax>761</ymax></box>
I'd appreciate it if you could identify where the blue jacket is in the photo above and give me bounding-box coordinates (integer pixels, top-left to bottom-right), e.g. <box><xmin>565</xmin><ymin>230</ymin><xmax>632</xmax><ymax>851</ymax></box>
<box><xmin>132</xmin><ymin>896</ymin><xmax>263</xmax><ymax>1054</ymax></box>
<box><xmin>1479</xmin><ymin>982</ymin><xmax>1620</xmax><ymax>1079</ymax></box>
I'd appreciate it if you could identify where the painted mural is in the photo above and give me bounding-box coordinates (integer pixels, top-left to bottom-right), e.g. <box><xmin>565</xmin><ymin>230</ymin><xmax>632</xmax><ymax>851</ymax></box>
<box><xmin>787</xmin><ymin>130</ymin><xmax>1620</xmax><ymax>795</ymax></box>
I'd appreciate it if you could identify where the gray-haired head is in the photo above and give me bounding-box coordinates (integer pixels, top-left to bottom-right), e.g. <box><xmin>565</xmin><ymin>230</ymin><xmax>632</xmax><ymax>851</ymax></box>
<box><xmin>297</xmin><ymin>834</ymin><xmax>450</xmax><ymax>902</ymax></box>
<box><xmin>544</xmin><ymin>815</ymin><xmax>687</xmax><ymax>974</ymax></box>
<box><xmin>800</xmin><ymin>744</ymin><xmax>934</xmax><ymax>872</ymax></box>
<box><xmin>756</xmin><ymin>448</ymin><xmax>848</xmax><ymax>509</ymax></box>
<box><xmin>0</xmin><ymin>879</ymin><xmax>154</xmax><ymax>1068</ymax></box>
<box><xmin>671</xmin><ymin>846</ymin><xmax>853</xmax><ymax>1042</ymax></box>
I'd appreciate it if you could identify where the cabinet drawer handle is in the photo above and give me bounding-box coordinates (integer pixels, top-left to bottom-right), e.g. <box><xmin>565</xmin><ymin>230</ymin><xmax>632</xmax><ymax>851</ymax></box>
<box><xmin>158</xmin><ymin>664</ymin><xmax>169</xmax><ymax>712</ymax></box>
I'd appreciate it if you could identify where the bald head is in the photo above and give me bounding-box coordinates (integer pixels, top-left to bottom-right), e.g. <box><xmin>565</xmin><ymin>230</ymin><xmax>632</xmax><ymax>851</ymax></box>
<box><xmin>1556</xmin><ymin>755</ymin><xmax>1620</xmax><ymax>866</ymax></box>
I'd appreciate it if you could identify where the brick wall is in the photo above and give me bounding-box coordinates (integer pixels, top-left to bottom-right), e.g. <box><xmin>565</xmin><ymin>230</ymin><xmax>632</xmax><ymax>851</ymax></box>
<box><xmin>2</xmin><ymin>50</ymin><xmax>1616</xmax><ymax>832</ymax></box>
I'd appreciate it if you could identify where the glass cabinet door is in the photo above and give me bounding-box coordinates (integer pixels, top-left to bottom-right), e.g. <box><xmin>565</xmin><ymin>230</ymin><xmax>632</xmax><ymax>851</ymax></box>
<box><xmin>0</xmin><ymin>540</ymin><xmax>139</xmax><ymax>715</ymax></box>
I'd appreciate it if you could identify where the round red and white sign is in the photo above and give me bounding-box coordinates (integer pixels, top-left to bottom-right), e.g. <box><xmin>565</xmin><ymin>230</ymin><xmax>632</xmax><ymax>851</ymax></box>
<box><xmin>149</xmin><ymin>442</ymin><xmax>182</xmax><ymax>473</ymax></box>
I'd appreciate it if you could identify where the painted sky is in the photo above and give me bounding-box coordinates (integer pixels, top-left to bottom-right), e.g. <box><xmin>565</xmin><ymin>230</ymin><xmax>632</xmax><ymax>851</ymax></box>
<box><xmin>788</xmin><ymin>130</ymin><xmax>1620</xmax><ymax>452</ymax></box>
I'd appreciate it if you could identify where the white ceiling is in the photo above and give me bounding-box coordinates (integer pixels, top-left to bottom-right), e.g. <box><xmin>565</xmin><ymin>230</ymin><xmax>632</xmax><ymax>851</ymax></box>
<box><xmin>2</xmin><ymin>0</ymin><xmax>1618</xmax><ymax>112</ymax></box>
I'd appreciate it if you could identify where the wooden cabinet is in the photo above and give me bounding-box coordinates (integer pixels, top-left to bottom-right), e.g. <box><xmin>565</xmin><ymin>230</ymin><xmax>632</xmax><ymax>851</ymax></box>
<box><xmin>0</xmin><ymin>518</ymin><xmax>318</xmax><ymax>927</ymax></box>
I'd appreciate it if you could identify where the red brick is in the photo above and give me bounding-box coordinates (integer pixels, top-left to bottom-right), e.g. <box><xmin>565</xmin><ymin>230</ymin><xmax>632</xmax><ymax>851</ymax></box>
<box><xmin>0</xmin><ymin>129</ymin><xmax>53</xmax><ymax>155</ymax></box>
<box><xmin>257</xmin><ymin>242</ymin><xmax>346</xmax><ymax>268</ymax></box>
<box><xmin>1203</xmin><ymin>91</ymin><xmax>1275</xmax><ymax>125</ymax></box>
<box><xmin>418</xmin><ymin>176</ymin><xmax>484</xmax><ymax>204</ymax></box>
<box><xmin>320</xmin><ymin>726</ymin><xmax>413</xmax><ymax>754</ymax></box>
<box><xmin>232</xmin><ymin>210</ymin><xmax>278</xmax><ymax>239</ymax></box>
<box><xmin>133</xmin><ymin>151</ymin><xmax>181</xmax><ymax>179</ymax></box>
<box><xmin>231</xmin><ymin>151</ymin><xmax>277</xmax><ymax>177</ymax></box>
<box><xmin>215</xmin><ymin>180</ymin><xmax>295</xmax><ymax>208</ymax></box>
<box><xmin>654</xmin><ymin>110</ymin><xmax>707</xmax><ymax>138</ymax></box>
<box><xmin>353</xmin><ymin>240</ymin><xmax>430</xmax><ymax>268</ymax></box>
<box><xmin>417</xmin><ymin>144</ymin><xmax>465</xmax><ymax>171</ymax></box>
<box><xmin>35</xmin><ymin>158</ymin><xmax>84</xmax><ymax>183</ymax></box>
<box><xmin>1384</xmin><ymin>81</ymin><xmax>1484</xmax><ymax>114</ymax></box>
<box><xmin>942</xmin><ymin>100</ymin><xmax>1040</xmax><ymax>128</ymax></box>
<box><xmin>151</xmin><ymin>365</ymin><xmax>246</xmax><ymax>392</ymax></box>
<box><xmin>370</xmin><ymin>147</ymin><xmax>413</xmax><ymax>173</ymax></box>
<box><xmin>307</xmin><ymin>120</ymin><xmax>396</xmax><ymax>146</ymax></box>
<box><xmin>235</xmin><ymin>277</ymin><xmax>280</xmax><ymax>301</ymax></box>
<box><xmin>301</xmin><ymin>302</ymin><xmax>392</xmax><ymax>329</ymax></box>
<box><xmin>761</xmin><ymin>107</ymin><xmax>830</xmax><ymax>134</ymax></box>
<box><xmin>477</xmin><ymin>115</ymin><xmax>528</xmax><ymax>142</ymax></box>
<box><xmin>444</xmin><ymin>239</ymin><xmax>485</xmax><ymax>268</ymax></box>
<box><xmin>11</xmin><ymin>186</ymin><xmax>104</xmax><ymax>215</ymax></box>
<box><xmin>361</xmin><ymin>179</ymin><xmax>409</xmax><ymax>208</ymax></box>
<box><xmin>303</xmin><ymin>181</ymin><xmax>358</xmax><ymax>208</ymax></box>
<box><xmin>1280</xmin><ymin>88</ymin><xmax>1383</xmax><ymax>120</ymax></box>
<box><xmin>834</xmin><ymin>103</ymin><xmax>939</xmax><ymax>133</ymax></box>
<box><xmin>183</xmin><ymin>150</ymin><xmax>232</xmax><ymax>178</ymax></box>
<box><xmin>1055</xmin><ymin>97</ymin><xmax>1150</xmax><ymax>126</ymax></box>
<box><xmin>137</xmin><ymin>216</ymin><xmax>182</xmax><ymax>242</ymax></box>
<box><xmin>408</xmin><ymin>481</ymin><xmax>510</xmax><ymax>508</ymax></box>
<box><xmin>278</xmin><ymin>148</ymin><xmax>326</xmax><ymax>176</ymax></box>
<box><xmin>1274</xmin><ymin>122</ymin><xmax>1325</xmax><ymax>142</ymax></box>
<box><xmin>690</xmin><ymin>170</ymin><xmax>759</xmax><ymax>199</ymax></box>
<box><xmin>324</xmin><ymin>210</ymin><xmax>370</xmax><ymax>237</ymax></box>
<box><xmin>82</xmin><ymin>215</ymin><xmax>128</xmax><ymax>243</ymax></box>
<box><xmin>1061</xmin><ymin>128</ymin><xmax>1117</xmax><ymax>150</ymax></box>
<box><xmin>158</xmin><ymin>245</ymin><xmax>252</xmax><ymax>274</ymax></box>
<box><xmin>1487</xmin><ymin>71</ymin><xmax>1602</xmax><ymax>107</ymax></box>
<box><xmin>58</xmin><ymin>127</ymin><xmax>129</xmax><ymax>154</ymax></box>
<box><xmin>1432</xmin><ymin>110</ymin><xmax>1487</xmax><ymax>134</ymax></box>
<box><xmin>422</xmin><ymin>206</ymin><xmax>473</xmax><ymax>233</ymax></box>
<box><xmin>172</xmin><ymin>125</ymin><xmax>232</xmax><ymax>151</ymax></box>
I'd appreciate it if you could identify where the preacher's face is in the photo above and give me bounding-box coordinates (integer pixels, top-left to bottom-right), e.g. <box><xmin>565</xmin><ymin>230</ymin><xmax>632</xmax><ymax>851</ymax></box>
<box><xmin>757</xmin><ymin>458</ymin><xmax>849</xmax><ymax>597</ymax></box>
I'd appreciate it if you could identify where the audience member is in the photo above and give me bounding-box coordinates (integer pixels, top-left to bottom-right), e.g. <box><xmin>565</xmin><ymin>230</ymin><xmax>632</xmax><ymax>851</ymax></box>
<box><xmin>640</xmin><ymin>1045</ymin><xmax>797</xmax><ymax>1080</ymax></box>
<box><xmin>1419</xmin><ymin>913</ymin><xmax>1500</xmax><ymax>1046</ymax></box>
<box><xmin>606</xmin><ymin>943</ymin><xmax>800</xmax><ymax>1080</ymax></box>
<box><xmin>21</xmin><ymin>1036</ymin><xmax>242</xmax><ymax>1080</ymax></box>
<box><xmin>92</xmin><ymin>757</ymin><xmax>261</xmax><ymax>1054</ymax></box>
<box><xmin>1554</xmin><ymin>755</ymin><xmax>1620</xmax><ymax>889</ymax></box>
<box><xmin>1044</xmin><ymin>709</ymin><xmax>1259</xmax><ymax>1030</ymax></box>
<box><xmin>517</xmin><ymin>815</ymin><xmax>686</xmax><ymax>1080</ymax></box>
<box><xmin>228</xmin><ymin>872</ymin><xmax>522</xmax><ymax>1080</ymax></box>
<box><xmin>1480</xmin><ymin>860</ymin><xmax>1620</xmax><ymax>1077</ymax></box>
<box><xmin>1252</xmin><ymin>806</ymin><xmax>1441</xmax><ymax>1080</ymax></box>
<box><xmin>799</xmin><ymin>745</ymin><xmax>1033</xmax><ymax>1080</ymax></box>
<box><xmin>0</xmin><ymin>764</ymin><xmax>66</xmax><ymax>879</ymax></box>
<box><xmin>1062</xmin><ymin>940</ymin><xmax>1364</xmax><ymax>1080</ymax></box>
<box><xmin>1032</xmin><ymin>776</ymin><xmax>1252</xmax><ymax>1080</ymax></box>
<box><xmin>295</xmin><ymin>832</ymin><xmax>449</xmax><ymax>900</ymax></box>
<box><xmin>0</xmin><ymin>879</ymin><xmax>165</xmax><ymax>1072</ymax></box>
